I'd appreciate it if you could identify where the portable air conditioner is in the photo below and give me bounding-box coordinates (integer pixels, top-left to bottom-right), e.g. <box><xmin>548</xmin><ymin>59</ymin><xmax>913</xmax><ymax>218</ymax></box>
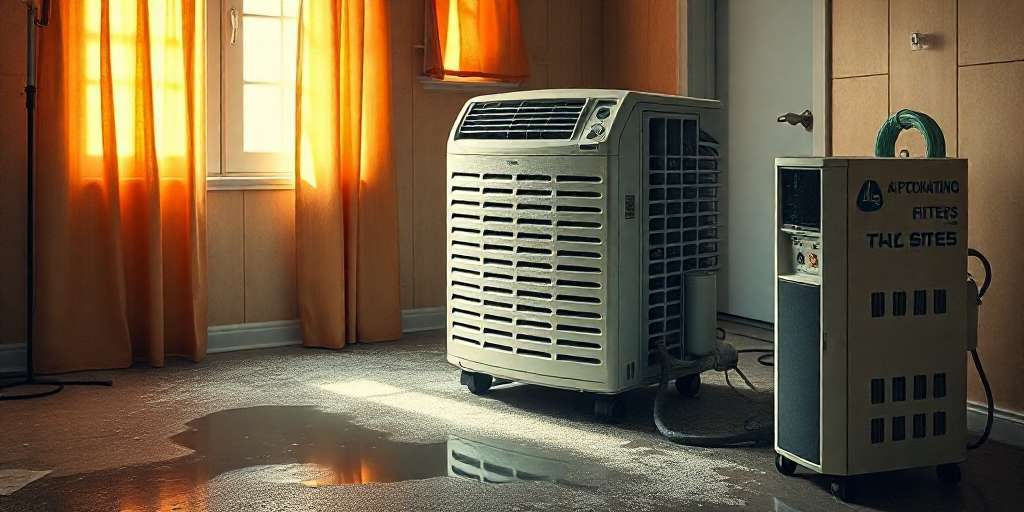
<box><xmin>773</xmin><ymin>157</ymin><xmax>971</xmax><ymax>499</ymax></box>
<box><xmin>445</xmin><ymin>89</ymin><xmax>724</xmax><ymax>416</ymax></box>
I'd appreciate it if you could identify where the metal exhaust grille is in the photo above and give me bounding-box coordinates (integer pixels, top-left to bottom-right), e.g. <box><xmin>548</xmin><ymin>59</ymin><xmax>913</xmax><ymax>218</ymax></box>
<box><xmin>447</xmin><ymin>159</ymin><xmax>608</xmax><ymax>374</ymax></box>
<box><xmin>455</xmin><ymin>99</ymin><xmax>586</xmax><ymax>140</ymax></box>
<box><xmin>644</xmin><ymin>114</ymin><xmax>721</xmax><ymax>365</ymax></box>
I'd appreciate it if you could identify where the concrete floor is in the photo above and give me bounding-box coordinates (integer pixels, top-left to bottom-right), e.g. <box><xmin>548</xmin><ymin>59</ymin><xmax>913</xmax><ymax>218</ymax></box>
<box><xmin>1</xmin><ymin>323</ymin><xmax>1022</xmax><ymax>511</ymax></box>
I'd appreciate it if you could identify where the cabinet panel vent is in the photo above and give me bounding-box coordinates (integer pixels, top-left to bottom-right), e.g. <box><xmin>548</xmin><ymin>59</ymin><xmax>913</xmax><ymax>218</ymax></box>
<box><xmin>644</xmin><ymin>114</ymin><xmax>721</xmax><ymax>365</ymax></box>
<box><xmin>447</xmin><ymin>162</ymin><xmax>608</xmax><ymax>374</ymax></box>
<box><xmin>456</xmin><ymin>99</ymin><xmax>586</xmax><ymax>140</ymax></box>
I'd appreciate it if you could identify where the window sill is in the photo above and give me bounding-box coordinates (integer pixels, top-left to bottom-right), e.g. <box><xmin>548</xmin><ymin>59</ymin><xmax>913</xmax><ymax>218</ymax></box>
<box><xmin>207</xmin><ymin>175</ymin><xmax>295</xmax><ymax>191</ymax></box>
<box><xmin>418</xmin><ymin>76</ymin><xmax>521</xmax><ymax>92</ymax></box>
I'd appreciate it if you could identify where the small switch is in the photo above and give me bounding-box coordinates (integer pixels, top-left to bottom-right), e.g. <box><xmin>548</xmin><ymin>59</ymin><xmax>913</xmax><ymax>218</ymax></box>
<box><xmin>596</xmin><ymin>107</ymin><xmax>611</xmax><ymax>119</ymax></box>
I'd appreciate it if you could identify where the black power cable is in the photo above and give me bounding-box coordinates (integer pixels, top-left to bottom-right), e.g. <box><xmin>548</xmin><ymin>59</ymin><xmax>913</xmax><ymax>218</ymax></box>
<box><xmin>967</xmin><ymin>248</ymin><xmax>994</xmax><ymax>450</ymax></box>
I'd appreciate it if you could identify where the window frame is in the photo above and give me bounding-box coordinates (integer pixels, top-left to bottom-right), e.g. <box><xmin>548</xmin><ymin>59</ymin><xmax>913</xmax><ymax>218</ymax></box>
<box><xmin>207</xmin><ymin>0</ymin><xmax>296</xmax><ymax>191</ymax></box>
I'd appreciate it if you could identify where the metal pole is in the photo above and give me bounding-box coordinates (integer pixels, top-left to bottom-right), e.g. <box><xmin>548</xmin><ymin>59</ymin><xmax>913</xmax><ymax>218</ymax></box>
<box><xmin>25</xmin><ymin>0</ymin><xmax>37</xmax><ymax>382</ymax></box>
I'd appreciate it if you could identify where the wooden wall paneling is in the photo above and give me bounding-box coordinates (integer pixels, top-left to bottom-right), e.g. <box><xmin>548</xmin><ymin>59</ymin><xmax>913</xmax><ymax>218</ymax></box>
<box><xmin>547</xmin><ymin>0</ymin><xmax>584</xmax><ymax>88</ymax></box>
<box><xmin>207</xmin><ymin>191</ymin><xmax>245</xmax><ymax>326</ymax></box>
<box><xmin>242</xmin><ymin>190</ymin><xmax>298</xmax><ymax>322</ymax></box>
<box><xmin>411</xmin><ymin>88</ymin><xmax>474</xmax><ymax>308</ymax></box>
<box><xmin>958</xmin><ymin>61</ymin><xmax>1024</xmax><ymax>412</ymax></box>
<box><xmin>622</xmin><ymin>0</ymin><xmax>651</xmax><ymax>91</ymax></box>
<box><xmin>519</xmin><ymin>0</ymin><xmax>550</xmax><ymax>88</ymax></box>
<box><xmin>579</xmin><ymin>1</ymin><xmax>605</xmax><ymax>87</ymax></box>
<box><xmin>889</xmin><ymin>0</ymin><xmax>957</xmax><ymax>157</ymax></box>
<box><xmin>0</xmin><ymin>76</ymin><xmax>26</xmax><ymax>344</ymax></box>
<box><xmin>831</xmin><ymin>75</ymin><xmax>889</xmax><ymax>156</ymax></box>
<box><xmin>648</xmin><ymin>0</ymin><xmax>680</xmax><ymax>94</ymax></box>
<box><xmin>601</xmin><ymin>0</ymin><xmax>630</xmax><ymax>89</ymax></box>
<box><xmin>0</xmin><ymin>2</ymin><xmax>25</xmax><ymax>76</ymax></box>
<box><xmin>958</xmin><ymin>0</ymin><xmax>1024</xmax><ymax>66</ymax></box>
<box><xmin>832</xmin><ymin>0</ymin><xmax>888</xmax><ymax>78</ymax></box>
<box><xmin>392</xmin><ymin>0</ymin><xmax>419</xmax><ymax>309</ymax></box>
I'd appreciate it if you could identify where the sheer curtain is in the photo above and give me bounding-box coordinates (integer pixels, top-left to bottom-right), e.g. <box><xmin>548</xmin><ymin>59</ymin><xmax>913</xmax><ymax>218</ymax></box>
<box><xmin>34</xmin><ymin>0</ymin><xmax>207</xmax><ymax>372</ymax></box>
<box><xmin>295</xmin><ymin>0</ymin><xmax>402</xmax><ymax>348</ymax></box>
<box><xmin>424</xmin><ymin>0</ymin><xmax>529</xmax><ymax>81</ymax></box>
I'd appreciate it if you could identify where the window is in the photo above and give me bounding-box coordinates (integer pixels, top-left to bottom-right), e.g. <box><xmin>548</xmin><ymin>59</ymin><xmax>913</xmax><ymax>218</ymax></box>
<box><xmin>84</xmin><ymin>1</ymin><xmax>188</xmax><ymax>163</ymax></box>
<box><xmin>423</xmin><ymin>0</ymin><xmax>529</xmax><ymax>84</ymax></box>
<box><xmin>211</xmin><ymin>0</ymin><xmax>299</xmax><ymax>182</ymax></box>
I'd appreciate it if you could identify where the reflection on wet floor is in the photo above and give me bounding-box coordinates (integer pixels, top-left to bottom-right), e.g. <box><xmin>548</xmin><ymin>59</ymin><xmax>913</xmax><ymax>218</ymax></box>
<box><xmin>10</xmin><ymin>406</ymin><xmax>605</xmax><ymax>511</ymax></box>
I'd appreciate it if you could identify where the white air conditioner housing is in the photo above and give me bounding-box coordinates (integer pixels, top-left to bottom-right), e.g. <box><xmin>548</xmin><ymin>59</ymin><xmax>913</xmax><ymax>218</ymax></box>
<box><xmin>446</xmin><ymin>89</ymin><xmax>723</xmax><ymax>397</ymax></box>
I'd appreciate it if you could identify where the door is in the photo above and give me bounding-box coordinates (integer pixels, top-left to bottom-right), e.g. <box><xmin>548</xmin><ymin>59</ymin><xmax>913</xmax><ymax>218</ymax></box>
<box><xmin>714</xmin><ymin>0</ymin><xmax>828</xmax><ymax>322</ymax></box>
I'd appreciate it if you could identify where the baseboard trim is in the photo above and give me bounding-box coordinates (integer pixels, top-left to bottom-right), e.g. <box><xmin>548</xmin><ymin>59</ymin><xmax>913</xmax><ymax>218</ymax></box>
<box><xmin>207</xmin><ymin>320</ymin><xmax>302</xmax><ymax>354</ymax></box>
<box><xmin>208</xmin><ymin>308</ymin><xmax>444</xmax><ymax>353</ymax></box>
<box><xmin>0</xmin><ymin>343</ymin><xmax>26</xmax><ymax>375</ymax></box>
<box><xmin>401</xmin><ymin>307</ymin><xmax>445</xmax><ymax>333</ymax></box>
<box><xmin>0</xmin><ymin>308</ymin><xmax>446</xmax><ymax>373</ymax></box>
<box><xmin>968</xmin><ymin>400</ymin><xmax>1024</xmax><ymax>448</ymax></box>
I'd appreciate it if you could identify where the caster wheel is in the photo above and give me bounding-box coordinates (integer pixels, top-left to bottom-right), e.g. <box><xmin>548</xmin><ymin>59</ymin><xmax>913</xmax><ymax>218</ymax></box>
<box><xmin>461</xmin><ymin>371</ymin><xmax>493</xmax><ymax>396</ymax></box>
<box><xmin>829</xmin><ymin>477</ymin><xmax>855</xmax><ymax>502</ymax></box>
<box><xmin>674</xmin><ymin>374</ymin><xmax>701</xmax><ymax>397</ymax></box>
<box><xmin>774</xmin><ymin>453</ymin><xmax>797</xmax><ymax>476</ymax></box>
<box><xmin>936</xmin><ymin>463</ymin><xmax>962</xmax><ymax>486</ymax></box>
<box><xmin>593</xmin><ymin>395</ymin><xmax>624</xmax><ymax>423</ymax></box>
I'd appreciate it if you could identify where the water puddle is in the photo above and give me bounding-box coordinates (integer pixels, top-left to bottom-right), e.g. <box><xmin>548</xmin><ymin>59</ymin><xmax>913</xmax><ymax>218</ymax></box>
<box><xmin>10</xmin><ymin>406</ymin><xmax>606</xmax><ymax>511</ymax></box>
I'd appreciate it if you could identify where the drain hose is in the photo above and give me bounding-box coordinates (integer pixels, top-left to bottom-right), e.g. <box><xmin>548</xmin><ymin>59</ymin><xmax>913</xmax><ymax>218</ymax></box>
<box><xmin>652</xmin><ymin>339</ymin><xmax>773</xmax><ymax>448</ymax></box>
<box><xmin>874</xmin><ymin>109</ymin><xmax>946</xmax><ymax>158</ymax></box>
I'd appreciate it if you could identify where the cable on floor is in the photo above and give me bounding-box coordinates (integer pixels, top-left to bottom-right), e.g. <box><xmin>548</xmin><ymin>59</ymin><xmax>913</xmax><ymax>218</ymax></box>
<box><xmin>652</xmin><ymin>339</ymin><xmax>772</xmax><ymax>448</ymax></box>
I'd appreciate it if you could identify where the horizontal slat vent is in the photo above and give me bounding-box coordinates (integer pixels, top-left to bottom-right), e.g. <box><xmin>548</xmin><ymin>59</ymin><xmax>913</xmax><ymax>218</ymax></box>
<box><xmin>447</xmin><ymin>162</ymin><xmax>607</xmax><ymax>372</ymax></box>
<box><xmin>456</xmin><ymin>99</ymin><xmax>586</xmax><ymax>140</ymax></box>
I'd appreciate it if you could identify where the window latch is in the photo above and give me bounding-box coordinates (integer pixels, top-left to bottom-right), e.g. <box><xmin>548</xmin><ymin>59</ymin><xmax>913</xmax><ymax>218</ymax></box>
<box><xmin>230</xmin><ymin>8</ymin><xmax>239</xmax><ymax>46</ymax></box>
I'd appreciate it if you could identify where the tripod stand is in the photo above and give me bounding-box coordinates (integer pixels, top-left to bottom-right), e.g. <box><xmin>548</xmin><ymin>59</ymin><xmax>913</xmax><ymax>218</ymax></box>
<box><xmin>0</xmin><ymin>1</ymin><xmax>112</xmax><ymax>400</ymax></box>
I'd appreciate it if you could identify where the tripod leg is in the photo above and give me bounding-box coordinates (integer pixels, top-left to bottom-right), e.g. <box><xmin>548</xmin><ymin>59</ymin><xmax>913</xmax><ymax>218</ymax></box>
<box><xmin>35</xmin><ymin>378</ymin><xmax>113</xmax><ymax>387</ymax></box>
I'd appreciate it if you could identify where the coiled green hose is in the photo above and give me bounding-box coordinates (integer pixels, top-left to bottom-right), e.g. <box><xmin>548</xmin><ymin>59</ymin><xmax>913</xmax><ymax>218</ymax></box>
<box><xmin>874</xmin><ymin>109</ymin><xmax>946</xmax><ymax>158</ymax></box>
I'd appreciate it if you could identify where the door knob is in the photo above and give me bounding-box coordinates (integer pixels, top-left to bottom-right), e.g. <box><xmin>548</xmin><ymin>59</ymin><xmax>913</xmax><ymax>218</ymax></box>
<box><xmin>777</xmin><ymin>109</ymin><xmax>813</xmax><ymax>131</ymax></box>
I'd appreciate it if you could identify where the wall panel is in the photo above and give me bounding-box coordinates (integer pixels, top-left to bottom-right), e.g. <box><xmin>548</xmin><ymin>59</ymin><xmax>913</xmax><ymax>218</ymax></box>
<box><xmin>959</xmin><ymin>0</ymin><xmax>1024</xmax><ymax>66</ymax></box>
<box><xmin>831</xmin><ymin>75</ymin><xmax>889</xmax><ymax>156</ymax></box>
<box><xmin>648</xmin><ymin>0</ymin><xmax>681</xmax><ymax>94</ymax></box>
<box><xmin>0</xmin><ymin>76</ymin><xmax>26</xmax><ymax>344</ymax></box>
<box><xmin>547</xmin><ymin>0</ymin><xmax>584</xmax><ymax>88</ymax></box>
<box><xmin>832</xmin><ymin>0</ymin><xmax>888</xmax><ymax>78</ymax></box>
<box><xmin>242</xmin><ymin>190</ymin><xmax>298</xmax><ymax>323</ymax></box>
<box><xmin>207</xmin><ymin>191</ymin><xmax>245</xmax><ymax>326</ymax></box>
<box><xmin>0</xmin><ymin>3</ymin><xmax>25</xmax><ymax>76</ymax></box>
<box><xmin>958</xmin><ymin>62</ymin><xmax>1024</xmax><ymax>412</ymax></box>
<box><xmin>391</xmin><ymin>0</ymin><xmax>419</xmax><ymax>309</ymax></box>
<box><xmin>889</xmin><ymin>0</ymin><xmax>957</xmax><ymax>157</ymax></box>
<box><xmin>519</xmin><ymin>0</ymin><xmax>551</xmax><ymax>88</ymax></box>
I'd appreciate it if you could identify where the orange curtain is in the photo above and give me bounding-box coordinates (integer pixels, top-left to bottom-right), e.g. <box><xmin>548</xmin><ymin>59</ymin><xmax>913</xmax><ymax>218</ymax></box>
<box><xmin>296</xmin><ymin>0</ymin><xmax>401</xmax><ymax>348</ymax></box>
<box><xmin>425</xmin><ymin>0</ymin><xmax>529</xmax><ymax>81</ymax></box>
<box><xmin>34</xmin><ymin>0</ymin><xmax>207</xmax><ymax>373</ymax></box>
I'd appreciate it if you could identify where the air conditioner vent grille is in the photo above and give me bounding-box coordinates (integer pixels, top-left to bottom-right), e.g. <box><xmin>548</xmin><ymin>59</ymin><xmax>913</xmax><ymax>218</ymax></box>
<box><xmin>456</xmin><ymin>99</ymin><xmax>587</xmax><ymax>140</ymax></box>
<box><xmin>447</xmin><ymin>161</ymin><xmax>607</xmax><ymax>373</ymax></box>
<box><xmin>645</xmin><ymin>115</ymin><xmax>721</xmax><ymax>366</ymax></box>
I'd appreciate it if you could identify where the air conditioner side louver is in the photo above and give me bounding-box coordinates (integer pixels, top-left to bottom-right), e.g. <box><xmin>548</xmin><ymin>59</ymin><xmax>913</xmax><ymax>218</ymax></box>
<box><xmin>456</xmin><ymin>99</ymin><xmax>586</xmax><ymax>140</ymax></box>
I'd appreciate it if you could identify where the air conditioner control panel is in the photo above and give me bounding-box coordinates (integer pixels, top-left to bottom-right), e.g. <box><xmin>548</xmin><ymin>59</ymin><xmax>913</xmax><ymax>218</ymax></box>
<box><xmin>581</xmin><ymin>99</ymin><xmax>618</xmax><ymax>144</ymax></box>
